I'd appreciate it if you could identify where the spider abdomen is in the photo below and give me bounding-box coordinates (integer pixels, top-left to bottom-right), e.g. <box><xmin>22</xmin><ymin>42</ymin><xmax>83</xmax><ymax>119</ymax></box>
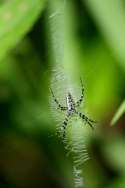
<box><xmin>66</xmin><ymin>92</ymin><xmax>75</xmax><ymax>112</ymax></box>
<box><xmin>50</xmin><ymin>78</ymin><xmax>95</xmax><ymax>138</ymax></box>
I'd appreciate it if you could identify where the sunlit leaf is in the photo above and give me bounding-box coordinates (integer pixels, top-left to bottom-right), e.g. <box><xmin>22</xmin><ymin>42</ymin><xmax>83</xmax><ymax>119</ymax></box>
<box><xmin>0</xmin><ymin>0</ymin><xmax>45</xmax><ymax>60</ymax></box>
<box><xmin>85</xmin><ymin>0</ymin><xmax>125</xmax><ymax>71</ymax></box>
<box><xmin>111</xmin><ymin>100</ymin><xmax>125</xmax><ymax>126</ymax></box>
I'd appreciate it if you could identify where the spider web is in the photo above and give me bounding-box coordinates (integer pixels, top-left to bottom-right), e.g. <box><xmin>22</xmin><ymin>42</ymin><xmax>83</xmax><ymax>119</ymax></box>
<box><xmin>48</xmin><ymin>1</ymin><xmax>93</xmax><ymax>187</ymax></box>
<box><xmin>50</xmin><ymin>66</ymin><xmax>84</xmax><ymax>135</ymax></box>
<box><xmin>50</xmin><ymin>66</ymin><xmax>91</xmax><ymax>188</ymax></box>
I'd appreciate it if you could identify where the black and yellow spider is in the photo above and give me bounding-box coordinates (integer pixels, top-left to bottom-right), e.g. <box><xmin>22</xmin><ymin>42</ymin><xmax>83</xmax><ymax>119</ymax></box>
<box><xmin>50</xmin><ymin>78</ymin><xmax>95</xmax><ymax>137</ymax></box>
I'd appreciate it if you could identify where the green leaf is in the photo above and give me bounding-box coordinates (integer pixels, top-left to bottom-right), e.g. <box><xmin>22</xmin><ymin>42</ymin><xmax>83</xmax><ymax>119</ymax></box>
<box><xmin>111</xmin><ymin>100</ymin><xmax>125</xmax><ymax>126</ymax></box>
<box><xmin>103</xmin><ymin>136</ymin><xmax>125</xmax><ymax>173</ymax></box>
<box><xmin>85</xmin><ymin>0</ymin><xmax>125</xmax><ymax>71</ymax></box>
<box><xmin>0</xmin><ymin>0</ymin><xmax>45</xmax><ymax>60</ymax></box>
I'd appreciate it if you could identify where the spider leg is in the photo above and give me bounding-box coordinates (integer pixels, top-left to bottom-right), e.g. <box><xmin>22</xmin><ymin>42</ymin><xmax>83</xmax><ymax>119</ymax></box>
<box><xmin>50</xmin><ymin>88</ymin><xmax>67</xmax><ymax>111</ymax></box>
<box><xmin>76</xmin><ymin>111</ymin><xmax>95</xmax><ymax>129</ymax></box>
<box><xmin>75</xmin><ymin>78</ymin><xmax>84</xmax><ymax>107</ymax></box>
<box><xmin>62</xmin><ymin>115</ymin><xmax>70</xmax><ymax>138</ymax></box>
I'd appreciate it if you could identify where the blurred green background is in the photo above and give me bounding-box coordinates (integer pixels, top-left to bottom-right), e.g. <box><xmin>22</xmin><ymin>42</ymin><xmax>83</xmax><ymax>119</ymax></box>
<box><xmin>0</xmin><ymin>0</ymin><xmax>125</xmax><ymax>188</ymax></box>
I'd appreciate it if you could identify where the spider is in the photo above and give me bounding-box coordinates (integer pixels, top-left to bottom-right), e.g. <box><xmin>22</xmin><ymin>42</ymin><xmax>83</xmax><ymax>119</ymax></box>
<box><xmin>50</xmin><ymin>78</ymin><xmax>96</xmax><ymax>137</ymax></box>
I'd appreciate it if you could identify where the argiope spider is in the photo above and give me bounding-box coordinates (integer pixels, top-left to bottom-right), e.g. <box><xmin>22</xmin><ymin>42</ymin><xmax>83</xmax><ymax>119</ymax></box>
<box><xmin>50</xmin><ymin>78</ymin><xmax>96</xmax><ymax>137</ymax></box>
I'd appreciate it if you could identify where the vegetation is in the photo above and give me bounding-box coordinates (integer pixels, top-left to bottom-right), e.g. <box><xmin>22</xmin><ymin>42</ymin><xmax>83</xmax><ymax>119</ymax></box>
<box><xmin>0</xmin><ymin>0</ymin><xmax>125</xmax><ymax>188</ymax></box>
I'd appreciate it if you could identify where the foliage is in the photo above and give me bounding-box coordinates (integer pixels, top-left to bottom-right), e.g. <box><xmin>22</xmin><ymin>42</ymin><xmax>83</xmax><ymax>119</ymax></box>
<box><xmin>0</xmin><ymin>0</ymin><xmax>125</xmax><ymax>188</ymax></box>
<box><xmin>111</xmin><ymin>100</ymin><xmax>125</xmax><ymax>125</ymax></box>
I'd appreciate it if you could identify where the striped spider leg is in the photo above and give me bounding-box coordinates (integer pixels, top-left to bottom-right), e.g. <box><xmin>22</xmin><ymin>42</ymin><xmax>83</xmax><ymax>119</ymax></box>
<box><xmin>76</xmin><ymin>111</ymin><xmax>95</xmax><ymax>130</ymax></box>
<box><xmin>50</xmin><ymin>87</ymin><xmax>68</xmax><ymax>137</ymax></box>
<box><xmin>50</xmin><ymin>88</ymin><xmax>67</xmax><ymax>111</ymax></box>
<box><xmin>75</xmin><ymin>78</ymin><xmax>84</xmax><ymax>108</ymax></box>
<box><xmin>50</xmin><ymin>78</ymin><xmax>96</xmax><ymax>138</ymax></box>
<box><xmin>62</xmin><ymin>114</ymin><xmax>71</xmax><ymax>138</ymax></box>
<box><xmin>75</xmin><ymin>79</ymin><xmax>96</xmax><ymax>129</ymax></box>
